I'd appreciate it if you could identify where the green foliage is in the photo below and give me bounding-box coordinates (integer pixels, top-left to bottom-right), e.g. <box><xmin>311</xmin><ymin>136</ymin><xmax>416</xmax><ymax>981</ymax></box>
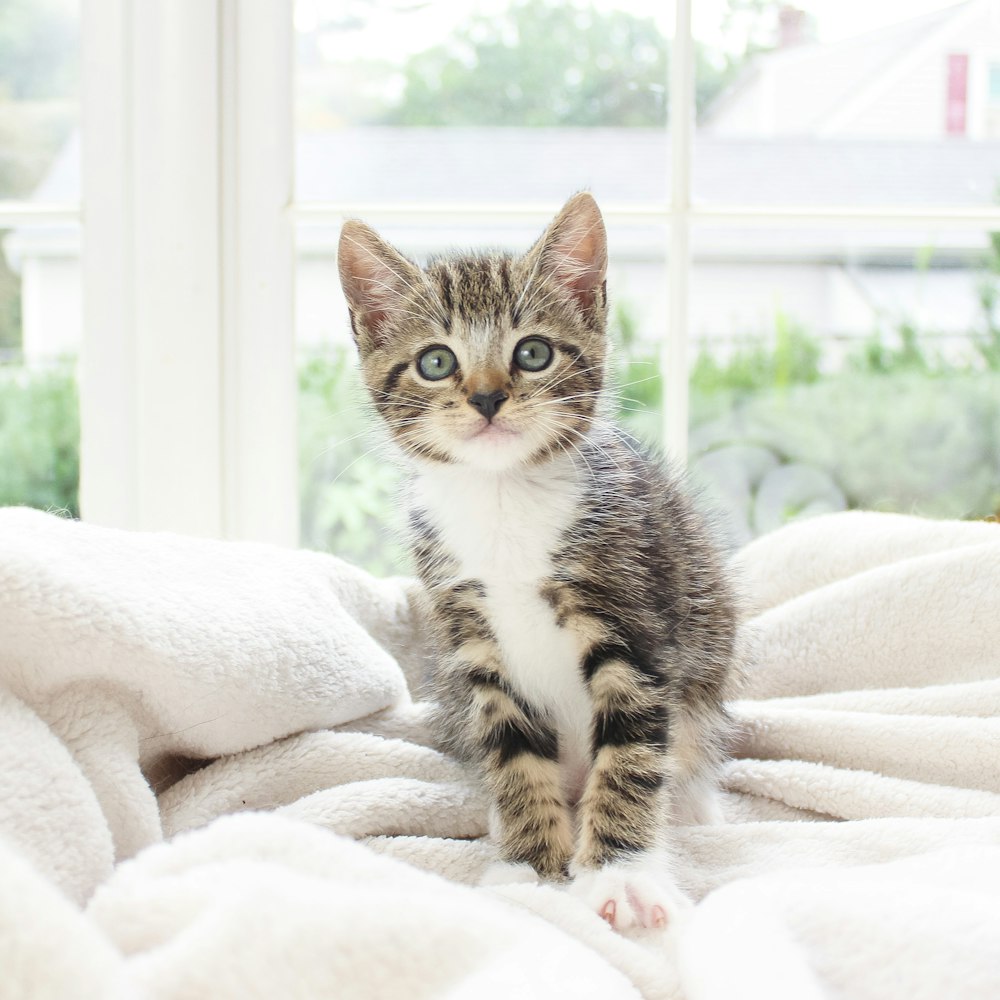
<box><xmin>381</xmin><ymin>0</ymin><xmax>771</xmax><ymax>128</ymax></box>
<box><xmin>609</xmin><ymin>298</ymin><xmax>639</xmax><ymax>351</ymax></box>
<box><xmin>690</xmin><ymin>314</ymin><xmax>821</xmax><ymax>395</ymax></box>
<box><xmin>0</xmin><ymin>362</ymin><xmax>78</xmax><ymax>514</ymax></box>
<box><xmin>973</xmin><ymin>277</ymin><xmax>1000</xmax><ymax>371</ymax></box>
<box><xmin>384</xmin><ymin>2</ymin><xmax>669</xmax><ymax>127</ymax></box>
<box><xmin>973</xmin><ymin>217</ymin><xmax>1000</xmax><ymax>371</ymax></box>
<box><xmin>0</xmin><ymin>231</ymin><xmax>21</xmax><ymax>350</ymax></box>
<box><xmin>851</xmin><ymin>321</ymin><xmax>940</xmax><ymax>376</ymax></box>
<box><xmin>298</xmin><ymin>350</ymin><xmax>408</xmax><ymax>576</ymax></box>
<box><xmin>691</xmin><ymin>372</ymin><xmax>1000</xmax><ymax>523</ymax></box>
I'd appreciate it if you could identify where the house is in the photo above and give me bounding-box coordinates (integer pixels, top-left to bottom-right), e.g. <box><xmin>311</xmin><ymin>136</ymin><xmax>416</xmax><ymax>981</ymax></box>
<box><xmin>705</xmin><ymin>0</ymin><xmax>1000</xmax><ymax>140</ymax></box>
<box><xmin>5</xmin><ymin>2</ymin><xmax>1000</xmax><ymax>364</ymax></box>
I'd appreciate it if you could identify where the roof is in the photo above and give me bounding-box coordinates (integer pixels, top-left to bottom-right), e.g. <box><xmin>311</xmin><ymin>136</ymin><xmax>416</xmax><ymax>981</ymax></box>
<box><xmin>26</xmin><ymin>126</ymin><xmax>1000</xmax><ymax>209</ymax></box>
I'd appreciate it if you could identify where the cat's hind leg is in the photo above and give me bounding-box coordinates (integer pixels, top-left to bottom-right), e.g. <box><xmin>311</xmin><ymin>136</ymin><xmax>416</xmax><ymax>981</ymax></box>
<box><xmin>668</xmin><ymin>704</ymin><xmax>729</xmax><ymax>826</ymax></box>
<box><xmin>671</xmin><ymin>770</ymin><xmax>725</xmax><ymax>826</ymax></box>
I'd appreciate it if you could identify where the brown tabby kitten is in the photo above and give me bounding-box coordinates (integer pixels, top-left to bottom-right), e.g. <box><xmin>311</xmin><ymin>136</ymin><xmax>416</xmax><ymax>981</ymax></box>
<box><xmin>338</xmin><ymin>194</ymin><xmax>738</xmax><ymax>931</ymax></box>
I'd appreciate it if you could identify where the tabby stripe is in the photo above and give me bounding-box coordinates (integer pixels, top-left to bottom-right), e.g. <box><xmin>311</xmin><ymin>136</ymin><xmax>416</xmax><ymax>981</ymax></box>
<box><xmin>466</xmin><ymin>665</ymin><xmax>506</xmax><ymax>690</ymax></box>
<box><xmin>482</xmin><ymin>716</ymin><xmax>559</xmax><ymax>764</ymax></box>
<box><xmin>581</xmin><ymin>641</ymin><xmax>632</xmax><ymax>682</ymax></box>
<box><xmin>553</xmin><ymin>341</ymin><xmax>598</xmax><ymax>390</ymax></box>
<box><xmin>444</xmin><ymin>612</ymin><xmax>492</xmax><ymax>649</ymax></box>
<box><xmin>499</xmin><ymin>258</ymin><xmax>514</xmax><ymax>318</ymax></box>
<box><xmin>592</xmin><ymin>702</ymin><xmax>666</xmax><ymax>750</ymax></box>
<box><xmin>594</xmin><ymin>833</ymin><xmax>644</xmax><ymax>857</ymax></box>
<box><xmin>554</xmin><ymin>340</ymin><xmax>585</xmax><ymax>364</ymax></box>
<box><xmin>449</xmin><ymin>579</ymin><xmax>486</xmax><ymax>600</ymax></box>
<box><xmin>438</xmin><ymin>269</ymin><xmax>454</xmax><ymax>316</ymax></box>
<box><xmin>382</xmin><ymin>361</ymin><xmax>409</xmax><ymax>396</ymax></box>
<box><xmin>582</xmin><ymin>633</ymin><xmax>660</xmax><ymax>683</ymax></box>
<box><xmin>412</xmin><ymin>442</ymin><xmax>455</xmax><ymax>464</ymax></box>
<box><xmin>602</xmin><ymin>770</ymin><xmax>664</xmax><ymax>804</ymax></box>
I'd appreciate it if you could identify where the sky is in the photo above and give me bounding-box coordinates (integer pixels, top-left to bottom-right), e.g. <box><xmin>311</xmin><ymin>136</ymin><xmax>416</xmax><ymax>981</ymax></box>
<box><xmin>295</xmin><ymin>0</ymin><xmax>969</xmax><ymax>59</ymax></box>
<box><xmin>701</xmin><ymin>0</ymin><xmax>964</xmax><ymax>44</ymax></box>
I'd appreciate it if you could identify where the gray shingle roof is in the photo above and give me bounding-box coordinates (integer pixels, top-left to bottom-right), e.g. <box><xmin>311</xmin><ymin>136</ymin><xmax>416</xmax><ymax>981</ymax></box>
<box><xmin>31</xmin><ymin>127</ymin><xmax>1000</xmax><ymax>209</ymax></box>
<box><xmin>296</xmin><ymin>128</ymin><xmax>1000</xmax><ymax>208</ymax></box>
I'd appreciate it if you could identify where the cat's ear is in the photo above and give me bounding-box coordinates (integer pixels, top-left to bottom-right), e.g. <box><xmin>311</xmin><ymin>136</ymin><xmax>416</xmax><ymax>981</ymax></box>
<box><xmin>529</xmin><ymin>192</ymin><xmax>608</xmax><ymax>315</ymax></box>
<box><xmin>338</xmin><ymin>221</ymin><xmax>422</xmax><ymax>347</ymax></box>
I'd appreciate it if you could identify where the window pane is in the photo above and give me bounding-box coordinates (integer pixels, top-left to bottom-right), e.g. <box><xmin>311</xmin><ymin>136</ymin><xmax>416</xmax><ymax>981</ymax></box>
<box><xmin>686</xmin><ymin>222</ymin><xmax>1000</xmax><ymax>547</ymax></box>
<box><xmin>0</xmin><ymin>1</ymin><xmax>81</xmax><ymax>516</ymax></box>
<box><xmin>0</xmin><ymin>0</ymin><xmax>79</xmax><ymax>201</ymax></box>
<box><xmin>0</xmin><ymin>224</ymin><xmax>80</xmax><ymax>515</ymax></box>
<box><xmin>688</xmin><ymin>3</ymin><xmax>1000</xmax><ymax>545</ymax></box>
<box><xmin>295</xmin><ymin>1</ymin><xmax>673</xmax><ymax>571</ymax></box>
<box><xmin>0</xmin><ymin>354</ymin><xmax>79</xmax><ymax>516</ymax></box>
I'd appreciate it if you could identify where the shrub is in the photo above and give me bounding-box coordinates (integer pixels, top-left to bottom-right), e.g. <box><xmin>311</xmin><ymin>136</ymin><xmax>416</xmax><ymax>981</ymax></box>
<box><xmin>0</xmin><ymin>362</ymin><xmax>78</xmax><ymax>514</ymax></box>
<box><xmin>298</xmin><ymin>351</ymin><xmax>407</xmax><ymax>576</ymax></box>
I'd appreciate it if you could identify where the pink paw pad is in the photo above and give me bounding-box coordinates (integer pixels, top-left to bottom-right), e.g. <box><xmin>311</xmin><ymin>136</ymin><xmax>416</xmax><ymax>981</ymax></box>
<box><xmin>571</xmin><ymin>865</ymin><xmax>692</xmax><ymax>932</ymax></box>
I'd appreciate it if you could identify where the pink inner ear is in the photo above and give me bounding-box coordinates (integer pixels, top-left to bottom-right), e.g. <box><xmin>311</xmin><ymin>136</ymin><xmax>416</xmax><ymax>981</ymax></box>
<box><xmin>543</xmin><ymin>212</ymin><xmax>607</xmax><ymax>311</ymax></box>
<box><xmin>338</xmin><ymin>225</ymin><xmax>414</xmax><ymax>340</ymax></box>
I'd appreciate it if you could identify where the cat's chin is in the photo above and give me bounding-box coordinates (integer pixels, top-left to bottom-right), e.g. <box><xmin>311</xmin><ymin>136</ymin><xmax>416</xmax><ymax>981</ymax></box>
<box><xmin>470</xmin><ymin>423</ymin><xmax>520</xmax><ymax>445</ymax></box>
<box><xmin>447</xmin><ymin>424</ymin><xmax>537</xmax><ymax>472</ymax></box>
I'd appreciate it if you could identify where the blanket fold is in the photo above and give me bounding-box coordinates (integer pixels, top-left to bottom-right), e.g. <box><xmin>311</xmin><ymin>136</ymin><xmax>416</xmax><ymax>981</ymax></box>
<box><xmin>1</xmin><ymin>506</ymin><xmax>998</xmax><ymax>999</ymax></box>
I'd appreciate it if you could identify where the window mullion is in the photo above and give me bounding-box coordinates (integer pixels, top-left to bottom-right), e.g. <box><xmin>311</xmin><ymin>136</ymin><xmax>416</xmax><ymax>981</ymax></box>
<box><xmin>219</xmin><ymin>0</ymin><xmax>296</xmax><ymax>545</ymax></box>
<box><xmin>80</xmin><ymin>0</ymin><xmax>295</xmax><ymax>544</ymax></box>
<box><xmin>665</xmin><ymin>0</ymin><xmax>694</xmax><ymax>464</ymax></box>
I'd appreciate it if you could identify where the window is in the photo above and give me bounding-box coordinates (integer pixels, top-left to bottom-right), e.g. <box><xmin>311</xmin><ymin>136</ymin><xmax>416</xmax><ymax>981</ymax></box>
<box><xmin>987</xmin><ymin>59</ymin><xmax>1000</xmax><ymax>137</ymax></box>
<box><xmin>0</xmin><ymin>0</ymin><xmax>80</xmax><ymax>515</ymax></box>
<box><xmin>690</xmin><ymin>1</ymin><xmax>1000</xmax><ymax>546</ymax></box>
<box><xmin>294</xmin><ymin>0</ymin><xmax>675</xmax><ymax>572</ymax></box>
<box><xmin>6</xmin><ymin>1</ymin><xmax>997</xmax><ymax>564</ymax></box>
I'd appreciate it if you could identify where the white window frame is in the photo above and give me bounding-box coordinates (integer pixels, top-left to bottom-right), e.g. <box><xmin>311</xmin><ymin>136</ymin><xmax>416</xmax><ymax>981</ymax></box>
<box><xmin>78</xmin><ymin>0</ymin><xmax>296</xmax><ymax>544</ymax></box>
<box><xmin>5</xmin><ymin>0</ymin><xmax>1000</xmax><ymax>544</ymax></box>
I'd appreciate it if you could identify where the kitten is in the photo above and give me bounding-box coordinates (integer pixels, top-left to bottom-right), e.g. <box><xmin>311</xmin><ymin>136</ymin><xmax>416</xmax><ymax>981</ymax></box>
<box><xmin>337</xmin><ymin>193</ymin><xmax>738</xmax><ymax>932</ymax></box>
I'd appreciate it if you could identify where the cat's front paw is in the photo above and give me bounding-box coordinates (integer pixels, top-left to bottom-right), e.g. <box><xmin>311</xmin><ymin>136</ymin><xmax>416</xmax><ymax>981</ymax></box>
<box><xmin>568</xmin><ymin>861</ymin><xmax>693</xmax><ymax>932</ymax></box>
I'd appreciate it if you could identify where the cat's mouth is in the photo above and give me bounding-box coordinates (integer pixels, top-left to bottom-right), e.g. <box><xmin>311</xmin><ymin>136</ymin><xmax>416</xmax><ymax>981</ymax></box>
<box><xmin>467</xmin><ymin>421</ymin><xmax>520</xmax><ymax>442</ymax></box>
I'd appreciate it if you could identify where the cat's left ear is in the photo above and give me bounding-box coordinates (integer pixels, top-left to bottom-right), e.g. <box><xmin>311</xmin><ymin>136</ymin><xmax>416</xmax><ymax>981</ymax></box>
<box><xmin>530</xmin><ymin>192</ymin><xmax>608</xmax><ymax>315</ymax></box>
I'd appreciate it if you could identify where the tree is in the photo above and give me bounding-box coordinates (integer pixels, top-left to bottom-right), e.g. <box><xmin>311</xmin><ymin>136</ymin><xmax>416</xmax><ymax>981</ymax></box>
<box><xmin>383</xmin><ymin>2</ymin><xmax>669</xmax><ymax>127</ymax></box>
<box><xmin>381</xmin><ymin>0</ymin><xmax>779</xmax><ymax>127</ymax></box>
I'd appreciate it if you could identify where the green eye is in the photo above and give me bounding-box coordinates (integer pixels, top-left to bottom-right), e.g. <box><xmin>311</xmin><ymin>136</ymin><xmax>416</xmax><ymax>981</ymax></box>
<box><xmin>417</xmin><ymin>346</ymin><xmax>457</xmax><ymax>381</ymax></box>
<box><xmin>513</xmin><ymin>337</ymin><xmax>553</xmax><ymax>372</ymax></box>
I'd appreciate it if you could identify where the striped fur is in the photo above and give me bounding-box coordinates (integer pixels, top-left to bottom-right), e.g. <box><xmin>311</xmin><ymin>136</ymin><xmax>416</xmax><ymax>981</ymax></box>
<box><xmin>339</xmin><ymin>194</ymin><xmax>739</xmax><ymax>920</ymax></box>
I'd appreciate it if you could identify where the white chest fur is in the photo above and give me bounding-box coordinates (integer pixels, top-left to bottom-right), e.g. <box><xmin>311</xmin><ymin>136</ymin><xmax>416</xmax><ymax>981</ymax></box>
<box><xmin>414</xmin><ymin>463</ymin><xmax>594</xmax><ymax>777</ymax></box>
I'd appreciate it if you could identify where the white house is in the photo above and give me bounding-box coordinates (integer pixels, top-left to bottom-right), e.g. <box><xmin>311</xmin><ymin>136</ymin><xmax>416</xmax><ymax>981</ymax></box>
<box><xmin>705</xmin><ymin>0</ymin><xmax>1000</xmax><ymax>140</ymax></box>
<box><xmin>6</xmin><ymin>2</ymin><xmax>1000</xmax><ymax>364</ymax></box>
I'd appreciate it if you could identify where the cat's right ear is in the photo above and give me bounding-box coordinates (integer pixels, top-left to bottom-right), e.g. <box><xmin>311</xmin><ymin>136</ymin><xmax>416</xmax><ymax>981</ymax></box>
<box><xmin>338</xmin><ymin>221</ymin><xmax>421</xmax><ymax>349</ymax></box>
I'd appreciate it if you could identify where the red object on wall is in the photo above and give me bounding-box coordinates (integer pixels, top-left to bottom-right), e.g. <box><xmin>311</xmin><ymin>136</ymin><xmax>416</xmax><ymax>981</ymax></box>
<box><xmin>946</xmin><ymin>53</ymin><xmax>969</xmax><ymax>135</ymax></box>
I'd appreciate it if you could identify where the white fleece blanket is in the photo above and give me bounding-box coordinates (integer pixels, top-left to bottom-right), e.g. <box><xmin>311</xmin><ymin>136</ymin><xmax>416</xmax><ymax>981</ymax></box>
<box><xmin>1</xmin><ymin>506</ymin><xmax>998</xmax><ymax>1000</ymax></box>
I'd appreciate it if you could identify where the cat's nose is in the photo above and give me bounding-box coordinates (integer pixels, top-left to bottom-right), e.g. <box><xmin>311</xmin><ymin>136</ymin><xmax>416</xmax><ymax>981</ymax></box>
<box><xmin>468</xmin><ymin>390</ymin><xmax>508</xmax><ymax>420</ymax></box>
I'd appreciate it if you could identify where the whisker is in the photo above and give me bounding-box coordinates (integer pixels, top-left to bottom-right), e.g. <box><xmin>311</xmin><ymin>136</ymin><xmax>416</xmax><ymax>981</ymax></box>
<box><xmin>525</xmin><ymin>363</ymin><xmax>605</xmax><ymax>398</ymax></box>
